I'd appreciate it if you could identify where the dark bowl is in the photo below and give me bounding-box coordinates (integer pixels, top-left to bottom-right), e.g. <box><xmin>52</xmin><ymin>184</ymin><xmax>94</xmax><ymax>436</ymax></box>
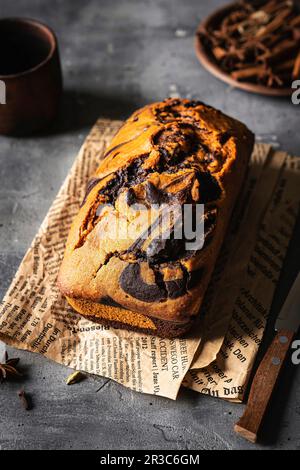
<box><xmin>194</xmin><ymin>2</ymin><xmax>293</xmax><ymax>97</ymax></box>
<box><xmin>0</xmin><ymin>18</ymin><xmax>63</xmax><ymax>135</ymax></box>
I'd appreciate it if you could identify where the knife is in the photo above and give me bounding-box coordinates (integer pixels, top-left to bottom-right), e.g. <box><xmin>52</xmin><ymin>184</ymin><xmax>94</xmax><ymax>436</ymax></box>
<box><xmin>234</xmin><ymin>271</ymin><xmax>300</xmax><ymax>443</ymax></box>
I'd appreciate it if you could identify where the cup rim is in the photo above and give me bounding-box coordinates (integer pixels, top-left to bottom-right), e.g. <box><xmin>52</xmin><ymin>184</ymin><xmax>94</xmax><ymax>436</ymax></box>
<box><xmin>0</xmin><ymin>17</ymin><xmax>58</xmax><ymax>79</ymax></box>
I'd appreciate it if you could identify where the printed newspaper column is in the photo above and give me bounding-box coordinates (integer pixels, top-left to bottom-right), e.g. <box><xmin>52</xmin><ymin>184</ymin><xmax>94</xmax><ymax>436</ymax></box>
<box><xmin>184</xmin><ymin>153</ymin><xmax>300</xmax><ymax>401</ymax></box>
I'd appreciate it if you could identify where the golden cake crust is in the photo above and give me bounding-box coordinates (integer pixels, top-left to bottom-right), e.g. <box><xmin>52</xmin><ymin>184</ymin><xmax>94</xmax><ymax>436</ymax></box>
<box><xmin>58</xmin><ymin>98</ymin><xmax>254</xmax><ymax>331</ymax></box>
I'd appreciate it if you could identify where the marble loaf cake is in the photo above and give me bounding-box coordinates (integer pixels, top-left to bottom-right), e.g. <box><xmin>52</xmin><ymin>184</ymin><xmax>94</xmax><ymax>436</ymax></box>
<box><xmin>58</xmin><ymin>98</ymin><xmax>254</xmax><ymax>338</ymax></box>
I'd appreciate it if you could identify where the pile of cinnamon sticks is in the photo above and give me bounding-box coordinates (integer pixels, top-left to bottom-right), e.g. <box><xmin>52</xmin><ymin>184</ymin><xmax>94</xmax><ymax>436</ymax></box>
<box><xmin>200</xmin><ymin>0</ymin><xmax>300</xmax><ymax>88</ymax></box>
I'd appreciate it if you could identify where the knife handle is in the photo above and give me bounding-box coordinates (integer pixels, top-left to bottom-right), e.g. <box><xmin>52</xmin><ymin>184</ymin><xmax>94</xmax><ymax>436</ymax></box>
<box><xmin>234</xmin><ymin>329</ymin><xmax>294</xmax><ymax>443</ymax></box>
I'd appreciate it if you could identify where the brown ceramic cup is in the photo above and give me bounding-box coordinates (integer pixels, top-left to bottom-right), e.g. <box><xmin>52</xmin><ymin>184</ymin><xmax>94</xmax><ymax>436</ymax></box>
<box><xmin>0</xmin><ymin>18</ymin><xmax>63</xmax><ymax>135</ymax></box>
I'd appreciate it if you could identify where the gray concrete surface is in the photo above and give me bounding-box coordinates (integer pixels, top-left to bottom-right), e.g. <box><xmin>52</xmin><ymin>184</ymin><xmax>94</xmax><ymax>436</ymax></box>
<box><xmin>0</xmin><ymin>0</ymin><xmax>300</xmax><ymax>450</ymax></box>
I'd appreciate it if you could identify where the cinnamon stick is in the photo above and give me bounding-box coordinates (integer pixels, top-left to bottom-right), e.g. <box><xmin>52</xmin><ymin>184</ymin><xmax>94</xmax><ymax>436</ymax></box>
<box><xmin>292</xmin><ymin>51</ymin><xmax>300</xmax><ymax>78</ymax></box>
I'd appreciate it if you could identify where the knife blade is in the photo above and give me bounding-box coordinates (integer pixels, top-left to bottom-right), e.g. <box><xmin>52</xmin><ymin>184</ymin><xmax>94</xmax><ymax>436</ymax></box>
<box><xmin>275</xmin><ymin>271</ymin><xmax>300</xmax><ymax>333</ymax></box>
<box><xmin>235</xmin><ymin>271</ymin><xmax>300</xmax><ymax>443</ymax></box>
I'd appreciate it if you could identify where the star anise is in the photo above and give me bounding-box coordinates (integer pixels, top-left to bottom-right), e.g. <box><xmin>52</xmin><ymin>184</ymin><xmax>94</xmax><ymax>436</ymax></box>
<box><xmin>0</xmin><ymin>352</ymin><xmax>22</xmax><ymax>382</ymax></box>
